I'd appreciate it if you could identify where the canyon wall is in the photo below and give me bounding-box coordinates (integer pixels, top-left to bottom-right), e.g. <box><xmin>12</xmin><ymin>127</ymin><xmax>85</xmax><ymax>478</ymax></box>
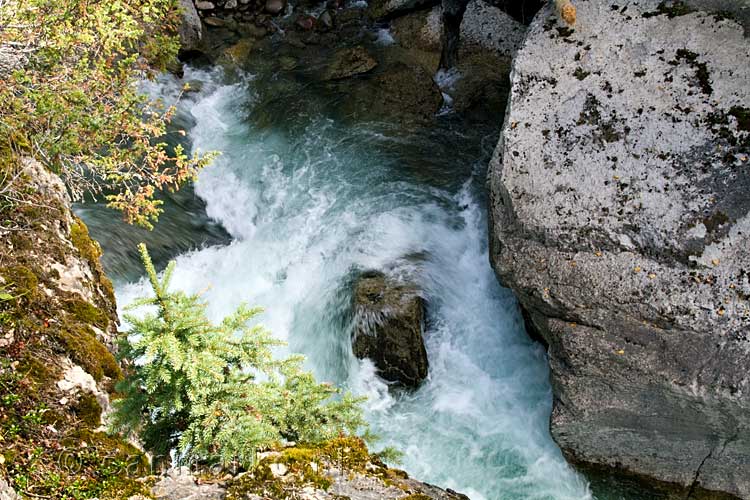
<box><xmin>488</xmin><ymin>0</ymin><xmax>750</xmax><ymax>497</ymax></box>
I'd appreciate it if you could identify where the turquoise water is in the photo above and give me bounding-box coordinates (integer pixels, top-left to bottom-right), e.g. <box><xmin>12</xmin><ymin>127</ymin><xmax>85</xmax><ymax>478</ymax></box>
<box><xmin>83</xmin><ymin>63</ymin><xmax>609</xmax><ymax>499</ymax></box>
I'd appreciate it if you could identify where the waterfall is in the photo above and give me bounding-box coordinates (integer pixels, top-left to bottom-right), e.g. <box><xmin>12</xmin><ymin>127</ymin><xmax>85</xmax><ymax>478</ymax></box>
<box><xmin>110</xmin><ymin>65</ymin><xmax>593</xmax><ymax>500</ymax></box>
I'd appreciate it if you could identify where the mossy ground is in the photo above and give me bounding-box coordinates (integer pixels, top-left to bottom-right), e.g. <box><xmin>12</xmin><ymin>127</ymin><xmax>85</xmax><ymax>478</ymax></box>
<box><xmin>0</xmin><ymin>173</ymin><xmax>149</xmax><ymax>499</ymax></box>
<box><xmin>225</xmin><ymin>437</ymin><xmax>437</xmax><ymax>499</ymax></box>
<box><xmin>226</xmin><ymin>437</ymin><xmax>382</xmax><ymax>498</ymax></box>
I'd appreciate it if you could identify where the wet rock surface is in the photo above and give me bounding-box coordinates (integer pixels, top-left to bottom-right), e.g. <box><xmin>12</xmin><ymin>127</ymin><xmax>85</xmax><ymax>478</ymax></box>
<box><xmin>352</xmin><ymin>271</ymin><xmax>428</xmax><ymax>388</ymax></box>
<box><xmin>391</xmin><ymin>0</ymin><xmax>526</xmax><ymax>58</ymax></box>
<box><xmin>321</xmin><ymin>46</ymin><xmax>378</xmax><ymax>80</ymax></box>
<box><xmin>344</xmin><ymin>61</ymin><xmax>443</xmax><ymax>123</ymax></box>
<box><xmin>488</xmin><ymin>0</ymin><xmax>750</xmax><ymax>497</ymax></box>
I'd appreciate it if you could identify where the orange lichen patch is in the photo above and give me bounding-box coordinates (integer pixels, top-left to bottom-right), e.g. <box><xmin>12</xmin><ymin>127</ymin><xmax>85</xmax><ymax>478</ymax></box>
<box><xmin>555</xmin><ymin>0</ymin><xmax>576</xmax><ymax>25</ymax></box>
<box><xmin>561</xmin><ymin>3</ymin><xmax>576</xmax><ymax>25</ymax></box>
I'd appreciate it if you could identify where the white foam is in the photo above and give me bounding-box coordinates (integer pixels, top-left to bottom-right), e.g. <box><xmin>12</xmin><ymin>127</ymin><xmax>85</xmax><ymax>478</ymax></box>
<box><xmin>374</xmin><ymin>28</ymin><xmax>396</xmax><ymax>45</ymax></box>
<box><xmin>119</xmin><ymin>68</ymin><xmax>593</xmax><ymax>500</ymax></box>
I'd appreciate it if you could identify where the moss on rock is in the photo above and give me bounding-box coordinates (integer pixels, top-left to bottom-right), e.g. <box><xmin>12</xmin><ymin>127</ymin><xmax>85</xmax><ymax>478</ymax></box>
<box><xmin>0</xmin><ymin>161</ymin><xmax>141</xmax><ymax>499</ymax></box>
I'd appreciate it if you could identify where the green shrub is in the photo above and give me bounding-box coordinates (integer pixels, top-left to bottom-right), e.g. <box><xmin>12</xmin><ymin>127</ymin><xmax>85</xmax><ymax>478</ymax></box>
<box><xmin>0</xmin><ymin>0</ymin><xmax>216</xmax><ymax>228</ymax></box>
<box><xmin>111</xmin><ymin>244</ymin><xmax>366</xmax><ymax>467</ymax></box>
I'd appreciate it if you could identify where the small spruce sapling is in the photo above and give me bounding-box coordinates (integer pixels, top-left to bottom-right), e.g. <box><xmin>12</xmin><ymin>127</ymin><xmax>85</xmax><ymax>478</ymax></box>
<box><xmin>111</xmin><ymin>244</ymin><xmax>366</xmax><ymax>467</ymax></box>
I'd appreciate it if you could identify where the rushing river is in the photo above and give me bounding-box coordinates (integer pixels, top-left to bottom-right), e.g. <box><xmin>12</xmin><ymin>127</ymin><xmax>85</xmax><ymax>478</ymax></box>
<box><xmin>78</xmin><ymin>51</ymin><xmax>650</xmax><ymax>499</ymax></box>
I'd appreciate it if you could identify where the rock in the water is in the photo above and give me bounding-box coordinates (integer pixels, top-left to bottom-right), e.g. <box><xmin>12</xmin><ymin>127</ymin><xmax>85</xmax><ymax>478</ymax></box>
<box><xmin>295</xmin><ymin>14</ymin><xmax>316</xmax><ymax>30</ymax></box>
<box><xmin>388</xmin><ymin>0</ymin><xmax>519</xmax><ymax>119</ymax></box>
<box><xmin>202</xmin><ymin>16</ymin><xmax>226</xmax><ymax>27</ymax></box>
<box><xmin>368</xmin><ymin>0</ymin><xmax>438</xmax><ymax>21</ymax></box>
<box><xmin>178</xmin><ymin>0</ymin><xmax>203</xmax><ymax>53</ymax></box>
<box><xmin>488</xmin><ymin>0</ymin><xmax>750</xmax><ymax>498</ymax></box>
<box><xmin>391</xmin><ymin>0</ymin><xmax>526</xmax><ymax>59</ymax></box>
<box><xmin>352</xmin><ymin>271</ymin><xmax>428</xmax><ymax>388</ymax></box>
<box><xmin>279</xmin><ymin>55</ymin><xmax>298</xmax><ymax>70</ymax></box>
<box><xmin>322</xmin><ymin>46</ymin><xmax>378</xmax><ymax>80</ymax></box>
<box><xmin>265</xmin><ymin>0</ymin><xmax>286</xmax><ymax>15</ymax></box>
<box><xmin>220</xmin><ymin>38</ymin><xmax>254</xmax><ymax>65</ymax></box>
<box><xmin>448</xmin><ymin>53</ymin><xmax>511</xmax><ymax>121</ymax></box>
<box><xmin>343</xmin><ymin>61</ymin><xmax>443</xmax><ymax>123</ymax></box>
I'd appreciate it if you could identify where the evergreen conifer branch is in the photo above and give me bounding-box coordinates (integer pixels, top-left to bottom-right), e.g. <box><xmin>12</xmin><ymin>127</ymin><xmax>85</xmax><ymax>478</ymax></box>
<box><xmin>111</xmin><ymin>245</ymin><xmax>367</xmax><ymax>467</ymax></box>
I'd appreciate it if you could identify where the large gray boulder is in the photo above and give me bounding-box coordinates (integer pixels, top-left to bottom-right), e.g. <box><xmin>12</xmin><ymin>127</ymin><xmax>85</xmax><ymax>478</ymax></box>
<box><xmin>488</xmin><ymin>0</ymin><xmax>750</xmax><ymax>498</ymax></box>
<box><xmin>178</xmin><ymin>0</ymin><xmax>204</xmax><ymax>53</ymax></box>
<box><xmin>391</xmin><ymin>0</ymin><xmax>526</xmax><ymax>60</ymax></box>
<box><xmin>352</xmin><ymin>271</ymin><xmax>429</xmax><ymax>388</ymax></box>
<box><xmin>321</xmin><ymin>46</ymin><xmax>378</xmax><ymax>80</ymax></box>
<box><xmin>340</xmin><ymin>62</ymin><xmax>443</xmax><ymax>124</ymax></box>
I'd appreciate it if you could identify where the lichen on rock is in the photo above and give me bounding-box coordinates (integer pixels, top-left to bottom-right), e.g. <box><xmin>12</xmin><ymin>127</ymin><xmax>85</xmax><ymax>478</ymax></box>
<box><xmin>0</xmin><ymin>158</ymin><xmax>148</xmax><ymax>499</ymax></box>
<box><xmin>488</xmin><ymin>0</ymin><xmax>750</xmax><ymax>497</ymax></box>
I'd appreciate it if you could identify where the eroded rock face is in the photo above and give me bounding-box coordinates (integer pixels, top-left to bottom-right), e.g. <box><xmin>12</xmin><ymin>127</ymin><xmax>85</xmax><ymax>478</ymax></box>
<box><xmin>0</xmin><ymin>159</ymin><xmax>147</xmax><ymax>496</ymax></box>
<box><xmin>352</xmin><ymin>271</ymin><xmax>428</xmax><ymax>388</ymax></box>
<box><xmin>488</xmin><ymin>1</ymin><xmax>750</xmax><ymax>497</ymax></box>
<box><xmin>342</xmin><ymin>62</ymin><xmax>443</xmax><ymax>124</ymax></box>
<box><xmin>389</xmin><ymin>0</ymin><xmax>520</xmax><ymax>121</ymax></box>
<box><xmin>368</xmin><ymin>0</ymin><xmax>438</xmax><ymax>21</ymax></box>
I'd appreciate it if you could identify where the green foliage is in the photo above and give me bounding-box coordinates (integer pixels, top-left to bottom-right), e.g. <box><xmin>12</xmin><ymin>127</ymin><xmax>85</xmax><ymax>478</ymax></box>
<box><xmin>111</xmin><ymin>244</ymin><xmax>366</xmax><ymax>467</ymax></box>
<box><xmin>0</xmin><ymin>0</ymin><xmax>216</xmax><ymax>228</ymax></box>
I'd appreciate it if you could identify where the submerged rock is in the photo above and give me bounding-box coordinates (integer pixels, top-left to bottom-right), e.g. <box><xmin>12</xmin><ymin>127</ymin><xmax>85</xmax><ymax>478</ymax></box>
<box><xmin>352</xmin><ymin>271</ymin><xmax>428</xmax><ymax>388</ymax></box>
<box><xmin>391</xmin><ymin>0</ymin><xmax>526</xmax><ymax>59</ymax></box>
<box><xmin>321</xmin><ymin>46</ymin><xmax>378</xmax><ymax>80</ymax></box>
<box><xmin>488</xmin><ymin>0</ymin><xmax>750</xmax><ymax>497</ymax></box>
<box><xmin>220</xmin><ymin>38</ymin><xmax>255</xmax><ymax>65</ymax></box>
<box><xmin>317</xmin><ymin>9</ymin><xmax>335</xmax><ymax>32</ymax></box>
<box><xmin>341</xmin><ymin>61</ymin><xmax>442</xmax><ymax>124</ymax></box>
<box><xmin>296</xmin><ymin>14</ymin><xmax>317</xmax><ymax>31</ymax></box>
